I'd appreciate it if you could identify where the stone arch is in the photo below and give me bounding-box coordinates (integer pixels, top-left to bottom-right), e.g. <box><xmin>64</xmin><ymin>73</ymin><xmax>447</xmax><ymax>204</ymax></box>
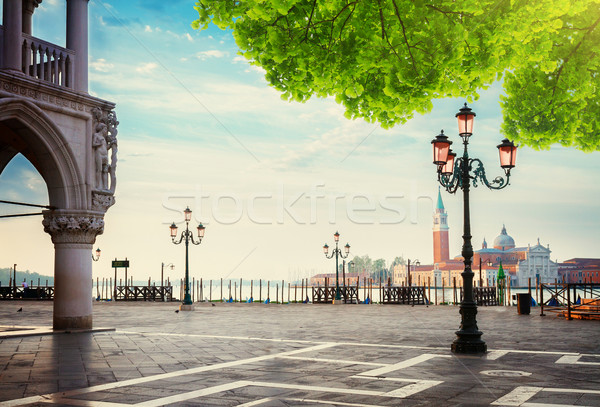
<box><xmin>0</xmin><ymin>97</ymin><xmax>84</xmax><ymax>209</ymax></box>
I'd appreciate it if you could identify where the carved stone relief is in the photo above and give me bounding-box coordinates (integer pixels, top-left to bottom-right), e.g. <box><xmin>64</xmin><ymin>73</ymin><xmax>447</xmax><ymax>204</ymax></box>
<box><xmin>91</xmin><ymin>107</ymin><xmax>118</xmax><ymax>194</ymax></box>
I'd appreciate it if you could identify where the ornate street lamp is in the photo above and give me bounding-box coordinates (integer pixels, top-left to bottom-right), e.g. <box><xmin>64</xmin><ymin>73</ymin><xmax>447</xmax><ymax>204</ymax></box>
<box><xmin>323</xmin><ymin>231</ymin><xmax>350</xmax><ymax>302</ymax></box>
<box><xmin>169</xmin><ymin>206</ymin><xmax>205</xmax><ymax>310</ymax></box>
<box><xmin>92</xmin><ymin>247</ymin><xmax>101</xmax><ymax>262</ymax></box>
<box><xmin>431</xmin><ymin>103</ymin><xmax>517</xmax><ymax>354</ymax></box>
<box><xmin>407</xmin><ymin>259</ymin><xmax>420</xmax><ymax>286</ymax></box>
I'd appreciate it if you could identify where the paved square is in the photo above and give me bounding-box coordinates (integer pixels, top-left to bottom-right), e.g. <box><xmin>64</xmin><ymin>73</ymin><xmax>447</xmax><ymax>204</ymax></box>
<box><xmin>0</xmin><ymin>302</ymin><xmax>599</xmax><ymax>406</ymax></box>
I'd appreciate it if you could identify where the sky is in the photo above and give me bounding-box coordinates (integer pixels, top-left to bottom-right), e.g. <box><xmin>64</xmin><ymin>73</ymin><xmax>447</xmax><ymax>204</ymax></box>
<box><xmin>1</xmin><ymin>0</ymin><xmax>599</xmax><ymax>284</ymax></box>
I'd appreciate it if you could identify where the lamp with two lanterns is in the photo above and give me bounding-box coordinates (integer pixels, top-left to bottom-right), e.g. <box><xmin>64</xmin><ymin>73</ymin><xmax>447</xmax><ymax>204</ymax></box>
<box><xmin>169</xmin><ymin>207</ymin><xmax>205</xmax><ymax>310</ymax></box>
<box><xmin>323</xmin><ymin>232</ymin><xmax>350</xmax><ymax>302</ymax></box>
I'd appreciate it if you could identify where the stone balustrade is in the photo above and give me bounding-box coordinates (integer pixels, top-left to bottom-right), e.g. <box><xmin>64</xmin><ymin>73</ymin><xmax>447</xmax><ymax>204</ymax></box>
<box><xmin>21</xmin><ymin>33</ymin><xmax>75</xmax><ymax>88</ymax></box>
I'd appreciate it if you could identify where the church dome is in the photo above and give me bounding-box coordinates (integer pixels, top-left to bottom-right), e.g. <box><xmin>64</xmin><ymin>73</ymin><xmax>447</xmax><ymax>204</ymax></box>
<box><xmin>493</xmin><ymin>225</ymin><xmax>515</xmax><ymax>250</ymax></box>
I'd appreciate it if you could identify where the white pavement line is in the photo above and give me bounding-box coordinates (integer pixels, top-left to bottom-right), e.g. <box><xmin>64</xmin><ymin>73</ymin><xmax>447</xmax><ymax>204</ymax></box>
<box><xmin>359</xmin><ymin>354</ymin><xmax>451</xmax><ymax>377</ymax></box>
<box><xmin>137</xmin><ymin>378</ymin><xmax>409</xmax><ymax>407</ymax></box>
<box><xmin>491</xmin><ymin>386</ymin><xmax>544</xmax><ymax>406</ymax></box>
<box><xmin>283</xmin><ymin>398</ymin><xmax>384</xmax><ymax>407</ymax></box>
<box><xmin>493</xmin><ymin>386</ymin><xmax>600</xmax><ymax>406</ymax></box>
<box><xmin>543</xmin><ymin>388</ymin><xmax>600</xmax><ymax>395</ymax></box>
<box><xmin>0</xmin><ymin>343</ymin><xmax>337</xmax><ymax>407</ymax></box>
<box><xmin>383</xmin><ymin>380</ymin><xmax>444</xmax><ymax>398</ymax></box>
<box><xmin>556</xmin><ymin>354</ymin><xmax>600</xmax><ymax>366</ymax></box>
<box><xmin>278</xmin><ymin>355</ymin><xmax>386</xmax><ymax>367</ymax></box>
<box><xmin>37</xmin><ymin>397</ymin><xmax>129</xmax><ymax>406</ymax></box>
<box><xmin>487</xmin><ymin>350</ymin><xmax>509</xmax><ymax>360</ymax></box>
<box><xmin>244</xmin><ymin>381</ymin><xmax>384</xmax><ymax>397</ymax></box>
<box><xmin>335</xmin><ymin>341</ymin><xmax>447</xmax><ymax>351</ymax></box>
<box><xmin>350</xmin><ymin>376</ymin><xmax>416</xmax><ymax>383</ymax></box>
<box><xmin>133</xmin><ymin>381</ymin><xmax>247</xmax><ymax>407</ymax></box>
<box><xmin>521</xmin><ymin>403</ymin><xmax>592</xmax><ymax>407</ymax></box>
<box><xmin>492</xmin><ymin>349</ymin><xmax>581</xmax><ymax>357</ymax></box>
<box><xmin>236</xmin><ymin>398</ymin><xmax>273</xmax><ymax>407</ymax></box>
<box><xmin>114</xmin><ymin>331</ymin><xmax>600</xmax><ymax>359</ymax></box>
<box><xmin>555</xmin><ymin>355</ymin><xmax>581</xmax><ymax>364</ymax></box>
<box><xmin>117</xmin><ymin>330</ymin><xmax>322</xmax><ymax>345</ymax></box>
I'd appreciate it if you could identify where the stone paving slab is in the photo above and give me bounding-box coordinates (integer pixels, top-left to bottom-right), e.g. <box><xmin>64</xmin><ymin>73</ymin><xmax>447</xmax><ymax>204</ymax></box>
<box><xmin>0</xmin><ymin>301</ymin><xmax>599</xmax><ymax>406</ymax></box>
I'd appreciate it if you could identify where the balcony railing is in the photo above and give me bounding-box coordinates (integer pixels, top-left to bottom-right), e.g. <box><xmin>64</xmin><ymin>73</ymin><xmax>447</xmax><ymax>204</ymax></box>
<box><xmin>21</xmin><ymin>33</ymin><xmax>75</xmax><ymax>88</ymax></box>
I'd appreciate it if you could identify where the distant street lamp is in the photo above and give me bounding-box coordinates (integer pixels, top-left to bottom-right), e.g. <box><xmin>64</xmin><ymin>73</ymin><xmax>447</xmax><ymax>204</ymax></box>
<box><xmin>92</xmin><ymin>247</ymin><xmax>101</xmax><ymax>262</ymax></box>
<box><xmin>480</xmin><ymin>259</ymin><xmax>493</xmax><ymax>287</ymax></box>
<box><xmin>348</xmin><ymin>260</ymin><xmax>355</xmax><ymax>287</ymax></box>
<box><xmin>431</xmin><ymin>103</ymin><xmax>517</xmax><ymax>354</ymax></box>
<box><xmin>161</xmin><ymin>262</ymin><xmax>175</xmax><ymax>287</ymax></box>
<box><xmin>407</xmin><ymin>259</ymin><xmax>420</xmax><ymax>286</ymax></box>
<box><xmin>169</xmin><ymin>207</ymin><xmax>205</xmax><ymax>309</ymax></box>
<box><xmin>323</xmin><ymin>231</ymin><xmax>350</xmax><ymax>301</ymax></box>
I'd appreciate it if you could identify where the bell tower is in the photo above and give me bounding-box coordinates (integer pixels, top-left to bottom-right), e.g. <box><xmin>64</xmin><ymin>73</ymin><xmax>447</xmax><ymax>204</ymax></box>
<box><xmin>433</xmin><ymin>188</ymin><xmax>450</xmax><ymax>263</ymax></box>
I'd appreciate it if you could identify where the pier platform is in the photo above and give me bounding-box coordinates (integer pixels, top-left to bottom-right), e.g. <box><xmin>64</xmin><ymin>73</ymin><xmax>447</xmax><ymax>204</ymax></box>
<box><xmin>0</xmin><ymin>301</ymin><xmax>599</xmax><ymax>406</ymax></box>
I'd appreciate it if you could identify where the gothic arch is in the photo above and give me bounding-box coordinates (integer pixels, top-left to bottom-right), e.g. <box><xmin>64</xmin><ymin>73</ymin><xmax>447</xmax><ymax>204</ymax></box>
<box><xmin>0</xmin><ymin>97</ymin><xmax>84</xmax><ymax>209</ymax></box>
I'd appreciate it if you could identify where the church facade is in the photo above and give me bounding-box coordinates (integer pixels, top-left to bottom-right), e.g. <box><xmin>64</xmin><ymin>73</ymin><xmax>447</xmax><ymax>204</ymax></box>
<box><xmin>394</xmin><ymin>190</ymin><xmax>559</xmax><ymax>287</ymax></box>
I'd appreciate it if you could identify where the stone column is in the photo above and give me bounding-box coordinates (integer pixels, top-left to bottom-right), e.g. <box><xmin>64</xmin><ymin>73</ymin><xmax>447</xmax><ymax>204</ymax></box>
<box><xmin>22</xmin><ymin>0</ymin><xmax>42</xmax><ymax>35</ymax></box>
<box><xmin>2</xmin><ymin>0</ymin><xmax>23</xmax><ymax>71</ymax></box>
<box><xmin>43</xmin><ymin>210</ymin><xmax>104</xmax><ymax>330</ymax></box>
<box><xmin>66</xmin><ymin>0</ymin><xmax>89</xmax><ymax>92</ymax></box>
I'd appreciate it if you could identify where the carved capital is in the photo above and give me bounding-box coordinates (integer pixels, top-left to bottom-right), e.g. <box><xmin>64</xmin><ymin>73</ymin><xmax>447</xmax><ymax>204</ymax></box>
<box><xmin>42</xmin><ymin>210</ymin><xmax>104</xmax><ymax>245</ymax></box>
<box><xmin>24</xmin><ymin>0</ymin><xmax>43</xmax><ymax>14</ymax></box>
<box><xmin>91</xmin><ymin>190</ymin><xmax>116</xmax><ymax>213</ymax></box>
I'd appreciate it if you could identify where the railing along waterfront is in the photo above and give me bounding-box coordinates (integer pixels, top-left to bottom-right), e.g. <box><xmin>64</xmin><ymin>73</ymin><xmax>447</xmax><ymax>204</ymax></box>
<box><xmin>540</xmin><ymin>283</ymin><xmax>600</xmax><ymax>320</ymax></box>
<box><xmin>459</xmin><ymin>287</ymin><xmax>499</xmax><ymax>306</ymax></box>
<box><xmin>114</xmin><ymin>286</ymin><xmax>173</xmax><ymax>302</ymax></box>
<box><xmin>0</xmin><ymin>285</ymin><xmax>54</xmax><ymax>300</ymax></box>
<box><xmin>21</xmin><ymin>33</ymin><xmax>74</xmax><ymax>88</ymax></box>
<box><xmin>381</xmin><ymin>286</ymin><xmax>428</xmax><ymax>305</ymax></box>
<box><xmin>311</xmin><ymin>286</ymin><xmax>359</xmax><ymax>304</ymax></box>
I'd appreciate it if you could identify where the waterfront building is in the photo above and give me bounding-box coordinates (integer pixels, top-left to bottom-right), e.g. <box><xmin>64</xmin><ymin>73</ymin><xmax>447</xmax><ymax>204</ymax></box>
<box><xmin>558</xmin><ymin>258</ymin><xmax>600</xmax><ymax>283</ymax></box>
<box><xmin>393</xmin><ymin>190</ymin><xmax>559</xmax><ymax>287</ymax></box>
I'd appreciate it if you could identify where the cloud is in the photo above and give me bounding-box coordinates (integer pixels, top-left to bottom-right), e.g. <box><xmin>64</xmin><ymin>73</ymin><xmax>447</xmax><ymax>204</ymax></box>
<box><xmin>90</xmin><ymin>58</ymin><xmax>114</xmax><ymax>72</ymax></box>
<box><xmin>135</xmin><ymin>62</ymin><xmax>158</xmax><ymax>74</ymax></box>
<box><xmin>144</xmin><ymin>25</ymin><xmax>153</xmax><ymax>33</ymax></box>
<box><xmin>185</xmin><ymin>33</ymin><xmax>194</xmax><ymax>42</ymax></box>
<box><xmin>196</xmin><ymin>50</ymin><xmax>228</xmax><ymax>60</ymax></box>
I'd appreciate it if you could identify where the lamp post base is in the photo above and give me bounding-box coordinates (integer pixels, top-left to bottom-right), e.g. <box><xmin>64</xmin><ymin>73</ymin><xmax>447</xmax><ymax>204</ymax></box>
<box><xmin>451</xmin><ymin>338</ymin><xmax>487</xmax><ymax>354</ymax></box>
<box><xmin>451</xmin><ymin>329</ymin><xmax>487</xmax><ymax>354</ymax></box>
<box><xmin>179</xmin><ymin>303</ymin><xmax>194</xmax><ymax>311</ymax></box>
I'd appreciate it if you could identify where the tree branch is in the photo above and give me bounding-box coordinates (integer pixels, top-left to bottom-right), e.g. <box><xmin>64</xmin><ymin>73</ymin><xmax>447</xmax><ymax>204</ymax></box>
<box><xmin>391</xmin><ymin>0</ymin><xmax>418</xmax><ymax>72</ymax></box>
<box><xmin>302</xmin><ymin>0</ymin><xmax>318</xmax><ymax>43</ymax></box>
<box><xmin>551</xmin><ymin>15</ymin><xmax>600</xmax><ymax>101</ymax></box>
<box><xmin>377</xmin><ymin>0</ymin><xmax>385</xmax><ymax>40</ymax></box>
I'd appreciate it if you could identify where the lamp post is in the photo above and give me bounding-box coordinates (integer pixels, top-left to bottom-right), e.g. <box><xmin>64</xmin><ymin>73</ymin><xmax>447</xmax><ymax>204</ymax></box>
<box><xmin>348</xmin><ymin>260</ymin><xmax>354</xmax><ymax>286</ymax></box>
<box><xmin>92</xmin><ymin>247</ymin><xmax>101</xmax><ymax>262</ymax></box>
<box><xmin>169</xmin><ymin>207</ymin><xmax>205</xmax><ymax>310</ymax></box>
<box><xmin>483</xmin><ymin>259</ymin><xmax>493</xmax><ymax>287</ymax></box>
<box><xmin>431</xmin><ymin>103</ymin><xmax>517</xmax><ymax>354</ymax></box>
<box><xmin>407</xmin><ymin>259</ymin><xmax>420</xmax><ymax>286</ymax></box>
<box><xmin>161</xmin><ymin>262</ymin><xmax>174</xmax><ymax>287</ymax></box>
<box><xmin>323</xmin><ymin>231</ymin><xmax>350</xmax><ymax>302</ymax></box>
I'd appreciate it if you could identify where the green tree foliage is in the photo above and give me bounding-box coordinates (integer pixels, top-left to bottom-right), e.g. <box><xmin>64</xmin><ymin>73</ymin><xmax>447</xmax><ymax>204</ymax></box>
<box><xmin>193</xmin><ymin>0</ymin><xmax>600</xmax><ymax>151</ymax></box>
<box><xmin>350</xmin><ymin>254</ymin><xmax>373</xmax><ymax>275</ymax></box>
